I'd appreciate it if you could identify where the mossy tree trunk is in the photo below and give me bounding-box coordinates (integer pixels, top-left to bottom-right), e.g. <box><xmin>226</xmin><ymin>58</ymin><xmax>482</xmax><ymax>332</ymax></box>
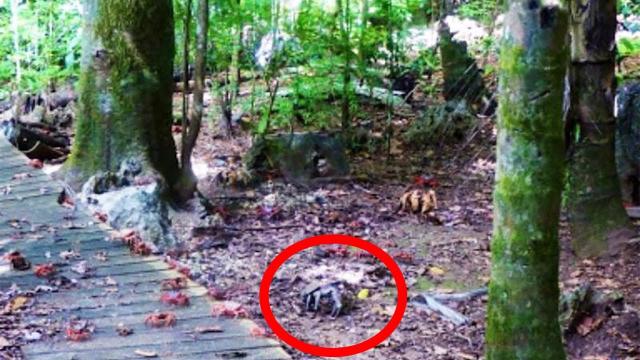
<box><xmin>67</xmin><ymin>0</ymin><xmax>179</xmax><ymax>189</ymax></box>
<box><xmin>566</xmin><ymin>0</ymin><xmax>631</xmax><ymax>257</ymax></box>
<box><xmin>486</xmin><ymin>2</ymin><xmax>568</xmax><ymax>359</ymax></box>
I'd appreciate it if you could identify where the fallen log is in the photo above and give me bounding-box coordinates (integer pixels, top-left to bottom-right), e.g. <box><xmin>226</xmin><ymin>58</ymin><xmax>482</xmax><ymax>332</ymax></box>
<box><xmin>1</xmin><ymin>119</ymin><xmax>69</xmax><ymax>160</ymax></box>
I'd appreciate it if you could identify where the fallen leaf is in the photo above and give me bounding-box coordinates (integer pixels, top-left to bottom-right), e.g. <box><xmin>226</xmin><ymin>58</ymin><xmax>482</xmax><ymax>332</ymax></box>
<box><xmin>357</xmin><ymin>289</ymin><xmax>370</xmax><ymax>300</ymax></box>
<box><xmin>23</xmin><ymin>331</ymin><xmax>42</xmax><ymax>341</ymax></box>
<box><xmin>134</xmin><ymin>350</ymin><xmax>158</xmax><ymax>358</ymax></box>
<box><xmin>577</xmin><ymin>316</ymin><xmax>604</xmax><ymax>336</ymax></box>
<box><xmin>429</xmin><ymin>266</ymin><xmax>446</xmax><ymax>276</ymax></box>
<box><xmin>0</xmin><ymin>336</ymin><xmax>11</xmax><ymax>348</ymax></box>
<box><xmin>8</xmin><ymin>296</ymin><xmax>29</xmax><ymax>312</ymax></box>
<box><xmin>194</xmin><ymin>326</ymin><xmax>223</xmax><ymax>334</ymax></box>
<box><xmin>433</xmin><ymin>345</ymin><xmax>448</xmax><ymax>355</ymax></box>
<box><xmin>71</xmin><ymin>261</ymin><xmax>91</xmax><ymax>275</ymax></box>
<box><xmin>116</xmin><ymin>323</ymin><xmax>134</xmax><ymax>337</ymax></box>
<box><xmin>28</xmin><ymin>159</ymin><xmax>43</xmax><ymax>169</ymax></box>
<box><xmin>372</xmin><ymin>305</ymin><xmax>395</xmax><ymax>317</ymax></box>
<box><xmin>249</xmin><ymin>325</ymin><xmax>267</xmax><ymax>337</ymax></box>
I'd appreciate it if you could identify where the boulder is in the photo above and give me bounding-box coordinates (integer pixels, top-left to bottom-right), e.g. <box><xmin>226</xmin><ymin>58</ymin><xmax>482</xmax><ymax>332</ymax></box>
<box><xmin>244</xmin><ymin>132</ymin><xmax>350</xmax><ymax>186</ymax></box>
<box><xmin>616</xmin><ymin>81</ymin><xmax>640</xmax><ymax>205</ymax></box>
<box><xmin>438</xmin><ymin>22</ymin><xmax>486</xmax><ymax>105</ymax></box>
<box><xmin>80</xmin><ymin>159</ymin><xmax>176</xmax><ymax>249</ymax></box>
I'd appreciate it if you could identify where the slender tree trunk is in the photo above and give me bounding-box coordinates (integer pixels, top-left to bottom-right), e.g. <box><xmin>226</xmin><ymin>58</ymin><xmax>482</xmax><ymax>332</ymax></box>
<box><xmin>11</xmin><ymin>0</ymin><xmax>21</xmax><ymax>88</ymax></box>
<box><xmin>566</xmin><ymin>0</ymin><xmax>631</xmax><ymax>257</ymax></box>
<box><xmin>337</xmin><ymin>0</ymin><xmax>352</xmax><ymax>136</ymax></box>
<box><xmin>181</xmin><ymin>0</ymin><xmax>192</xmax><ymax>156</ymax></box>
<box><xmin>178</xmin><ymin>0</ymin><xmax>192</xmax><ymax>179</ymax></box>
<box><xmin>486</xmin><ymin>2</ymin><xmax>568</xmax><ymax>359</ymax></box>
<box><xmin>385</xmin><ymin>0</ymin><xmax>394</xmax><ymax>157</ymax></box>
<box><xmin>232</xmin><ymin>0</ymin><xmax>242</xmax><ymax>97</ymax></box>
<box><xmin>66</xmin><ymin>0</ymin><xmax>179</xmax><ymax>189</ymax></box>
<box><xmin>359</xmin><ymin>0</ymin><xmax>368</xmax><ymax>68</ymax></box>
<box><xmin>177</xmin><ymin>0</ymin><xmax>208</xmax><ymax>200</ymax></box>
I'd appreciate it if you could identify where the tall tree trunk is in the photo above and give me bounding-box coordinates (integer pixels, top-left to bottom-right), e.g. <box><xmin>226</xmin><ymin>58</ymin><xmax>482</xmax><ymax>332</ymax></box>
<box><xmin>11</xmin><ymin>0</ymin><xmax>21</xmax><ymax>88</ymax></box>
<box><xmin>66</xmin><ymin>0</ymin><xmax>179</xmax><ymax>189</ymax></box>
<box><xmin>232</xmin><ymin>0</ymin><xmax>242</xmax><ymax>97</ymax></box>
<box><xmin>177</xmin><ymin>0</ymin><xmax>208</xmax><ymax>201</ymax></box>
<box><xmin>486</xmin><ymin>2</ymin><xmax>568</xmax><ymax>359</ymax></box>
<box><xmin>566</xmin><ymin>0</ymin><xmax>631</xmax><ymax>257</ymax></box>
<box><xmin>181</xmin><ymin>0</ymin><xmax>192</xmax><ymax>161</ymax></box>
<box><xmin>337</xmin><ymin>0</ymin><xmax>351</xmax><ymax>137</ymax></box>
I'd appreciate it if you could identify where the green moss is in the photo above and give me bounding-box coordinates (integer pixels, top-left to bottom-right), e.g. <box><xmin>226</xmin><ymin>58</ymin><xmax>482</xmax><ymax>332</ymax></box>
<box><xmin>566</xmin><ymin>61</ymin><xmax>631</xmax><ymax>257</ymax></box>
<box><xmin>414</xmin><ymin>277</ymin><xmax>436</xmax><ymax>292</ymax></box>
<box><xmin>486</xmin><ymin>4</ymin><xmax>568</xmax><ymax>359</ymax></box>
<box><xmin>67</xmin><ymin>0</ymin><xmax>178</xmax><ymax>186</ymax></box>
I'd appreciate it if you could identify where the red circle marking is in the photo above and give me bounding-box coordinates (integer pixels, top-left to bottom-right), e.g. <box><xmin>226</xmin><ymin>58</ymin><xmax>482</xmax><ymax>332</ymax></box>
<box><xmin>259</xmin><ymin>234</ymin><xmax>408</xmax><ymax>357</ymax></box>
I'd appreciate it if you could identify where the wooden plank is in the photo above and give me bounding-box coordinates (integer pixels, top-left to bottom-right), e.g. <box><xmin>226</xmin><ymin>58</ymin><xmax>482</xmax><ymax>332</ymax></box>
<box><xmin>40</xmin><ymin>302</ymin><xmax>218</xmax><ymax>328</ymax></box>
<box><xmin>34</xmin><ymin>281</ymin><xmax>208</xmax><ymax>311</ymax></box>
<box><xmin>1</xmin><ymin>136</ymin><xmax>290</xmax><ymax>360</ymax></box>
<box><xmin>0</xmin><ymin>235</ymin><xmax>125</xmax><ymax>258</ymax></box>
<box><xmin>25</xmin><ymin>315</ymin><xmax>255</xmax><ymax>350</ymax></box>
<box><xmin>0</xmin><ymin>191</ymin><xmax>59</xmax><ymax>205</ymax></box>
<box><xmin>27</xmin><ymin>342</ymin><xmax>286</xmax><ymax>360</ymax></box>
<box><xmin>0</xmin><ymin>258</ymin><xmax>173</xmax><ymax>287</ymax></box>
<box><xmin>0</xmin><ymin>176</ymin><xmax>59</xmax><ymax>190</ymax></box>
<box><xmin>6</xmin><ymin>249</ymin><xmax>155</xmax><ymax>269</ymax></box>
<box><xmin>0</xmin><ymin>185</ymin><xmax>63</xmax><ymax>200</ymax></box>
<box><xmin>34</xmin><ymin>277</ymin><xmax>200</xmax><ymax>304</ymax></box>
<box><xmin>170</xmin><ymin>345</ymin><xmax>290</xmax><ymax>360</ymax></box>
<box><xmin>41</xmin><ymin>292</ymin><xmax>212</xmax><ymax>320</ymax></box>
<box><xmin>0</xmin><ymin>242</ymin><xmax>129</xmax><ymax>262</ymax></box>
<box><xmin>0</xmin><ymin>168</ymin><xmax>40</xmax><ymax>181</ymax></box>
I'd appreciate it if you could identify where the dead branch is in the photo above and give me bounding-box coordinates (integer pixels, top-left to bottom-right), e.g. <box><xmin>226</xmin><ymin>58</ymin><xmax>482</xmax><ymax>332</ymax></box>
<box><xmin>412</xmin><ymin>295</ymin><xmax>470</xmax><ymax>326</ymax></box>
<box><xmin>192</xmin><ymin>224</ymin><xmax>302</xmax><ymax>236</ymax></box>
<box><xmin>411</xmin><ymin>288</ymin><xmax>487</xmax><ymax>326</ymax></box>
<box><xmin>427</xmin><ymin>287</ymin><xmax>488</xmax><ymax>302</ymax></box>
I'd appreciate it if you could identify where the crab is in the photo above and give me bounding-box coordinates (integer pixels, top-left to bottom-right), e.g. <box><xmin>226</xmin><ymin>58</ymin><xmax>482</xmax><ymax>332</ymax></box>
<box><xmin>399</xmin><ymin>189</ymin><xmax>438</xmax><ymax>216</ymax></box>
<box><xmin>144</xmin><ymin>312</ymin><xmax>177</xmax><ymax>327</ymax></box>
<box><xmin>65</xmin><ymin>320</ymin><xmax>94</xmax><ymax>342</ymax></box>
<box><xmin>160</xmin><ymin>291</ymin><xmax>190</xmax><ymax>307</ymax></box>
<box><xmin>391</xmin><ymin>250</ymin><xmax>415</xmax><ymax>264</ymax></box>
<box><xmin>249</xmin><ymin>325</ymin><xmax>269</xmax><ymax>338</ymax></box>
<box><xmin>34</xmin><ymin>263</ymin><xmax>56</xmax><ymax>278</ymax></box>
<box><xmin>211</xmin><ymin>301</ymin><xmax>249</xmax><ymax>318</ymax></box>
<box><xmin>326</xmin><ymin>245</ymin><xmax>350</xmax><ymax>258</ymax></box>
<box><xmin>131</xmin><ymin>241</ymin><xmax>152</xmax><ymax>256</ymax></box>
<box><xmin>4</xmin><ymin>251</ymin><xmax>31</xmax><ymax>271</ymax></box>
<box><xmin>161</xmin><ymin>277</ymin><xmax>187</xmax><ymax>291</ymax></box>
<box><xmin>302</xmin><ymin>281</ymin><xmax>351</xmax><ymax>318</ymax></box>
<box><xmin>119</xmin><ymin>230</ymin><xmax>152</xmax><ymax>256</ymax></box>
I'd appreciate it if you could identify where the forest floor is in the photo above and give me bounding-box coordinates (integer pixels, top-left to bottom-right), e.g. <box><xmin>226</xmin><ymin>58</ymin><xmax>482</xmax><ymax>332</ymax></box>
<box><xmin>2</xmin><ymin>72</ymin><xmax>639</xmax><ymax>359</ymax></box>
<box><xmin>166</xmin><ymin>87</ymin><xmax>640</xmax><ymax>359</ymax></box>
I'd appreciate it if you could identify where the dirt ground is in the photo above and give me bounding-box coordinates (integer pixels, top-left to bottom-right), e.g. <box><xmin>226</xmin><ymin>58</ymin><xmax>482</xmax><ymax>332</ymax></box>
<box><xmin>167</xmin><ymin>96</ymin><xmax>640</xmax><ymax>359</ymax></box>
<box><xmin>2</xmin><ymin>74</ymin><xmax>638</xmax><ymax>359</ymax></box>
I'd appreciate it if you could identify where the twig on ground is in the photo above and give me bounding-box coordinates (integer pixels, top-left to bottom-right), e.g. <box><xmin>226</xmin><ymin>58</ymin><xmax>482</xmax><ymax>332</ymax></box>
<box><xmin>428</xmin><ymin>287</ymin><xmax>488</xmax><ymax>302</ymax></box>
<box><xmin>352</xmin><ymin>183</ymin><xmax>378</xmax><ymax>196</ymax></box>
<box><xmin>192</xmin><ymin>224</ymin><xmax>303</xmax><ymax>235</ymax></box>
<box><xmin>412</xmin><ymin>288</ymin><xmax>488</xmax><ymax>326</ymax></box>
<box><xmin>412</xmin><ymin>295</ymin><xmax>470</xmax><ymax>326</ymax></box>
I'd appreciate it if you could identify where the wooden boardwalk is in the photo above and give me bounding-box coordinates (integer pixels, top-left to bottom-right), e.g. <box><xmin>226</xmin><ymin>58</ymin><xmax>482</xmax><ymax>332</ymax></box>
<box><xmin>0</xmin><ymin>137</ymin><xmax>290</xmax><ymax>359</ymax></box>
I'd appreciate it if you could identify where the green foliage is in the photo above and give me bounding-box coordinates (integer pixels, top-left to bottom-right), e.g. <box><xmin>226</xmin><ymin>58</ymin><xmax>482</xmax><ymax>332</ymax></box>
<box><xmin>619</xmin><ymin>0</ymin><xmax>640</xmax><ymax>16</ymax></box>
<box><xmin>456</xmin><ymin>0</ymin><xmax>497</xmax><ymax>25</ymax></box>
<box><xmin>618</xmin><ymin>37</ymin><xmax>640</xmax><ymax>58</ymax></box>
<box><xmin>0</xmin><ymin>0</ymin><xmax>81</xmax><ymax>96</ymax></box>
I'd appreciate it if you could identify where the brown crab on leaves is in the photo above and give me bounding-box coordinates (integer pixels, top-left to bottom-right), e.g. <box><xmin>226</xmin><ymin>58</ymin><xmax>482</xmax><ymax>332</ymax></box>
<box><xmin>301</xmin><ymin>281</ymin><xmax>354</xmax><ymax>318</ymax></box>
